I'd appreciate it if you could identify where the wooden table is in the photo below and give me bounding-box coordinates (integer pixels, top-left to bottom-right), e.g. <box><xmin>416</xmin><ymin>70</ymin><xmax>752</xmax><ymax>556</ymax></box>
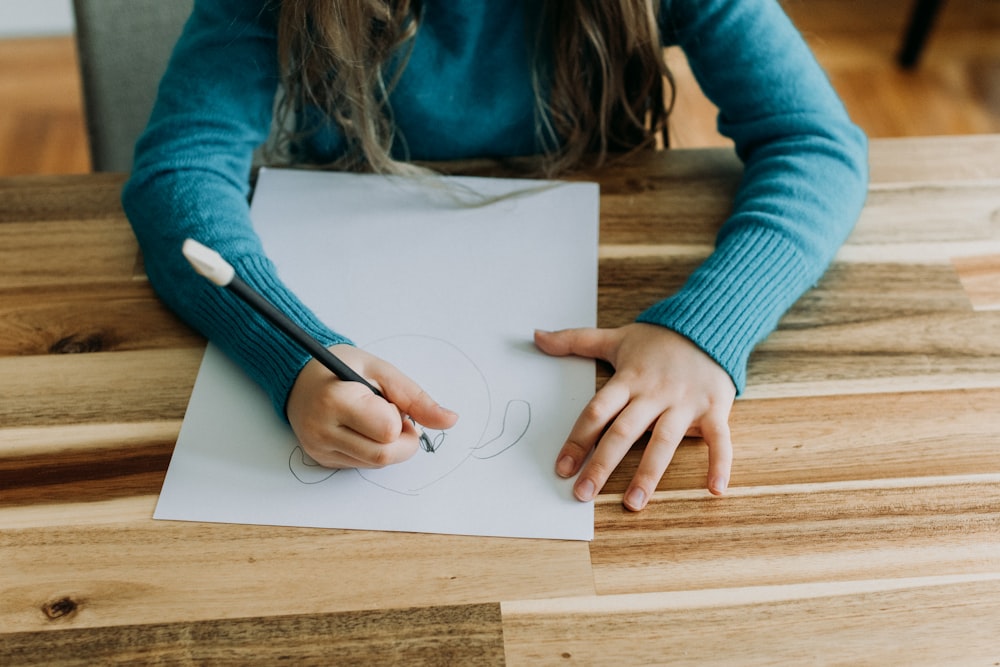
<box><xmin>2</xmin><ymin>136</ymin><xmax>999</xmax><ymax>665</ymax></box>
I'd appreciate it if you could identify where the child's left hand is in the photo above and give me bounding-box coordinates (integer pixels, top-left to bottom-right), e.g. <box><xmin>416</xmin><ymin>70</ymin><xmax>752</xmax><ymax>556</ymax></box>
<box><xmin>534</xmin><ymin>323</ymin><xmax>736</xmax><ymax>511</ymax></box>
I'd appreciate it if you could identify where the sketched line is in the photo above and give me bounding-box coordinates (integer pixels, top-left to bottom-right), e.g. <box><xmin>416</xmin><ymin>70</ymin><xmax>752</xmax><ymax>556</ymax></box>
<box><xmin>405</xmin><ymin>399</ymin><xmax>532</xmax><ymax>492</ymax></box>
<box><xmin>288</xmin><ymin>446</ymin><xmax>337</xmax><ymax>485</ymax></box>
<box><xmin>472</xmin><ymin>399</ymin><xmax>531</xmax><ymax>460</ymax></box>
<box><xmin>355</xmin><ymin>471</ymin><xmax>420</xmax><ymax>496</ymax></box>
<box><xmin>290</xmin><ymin>445</ymin><xmax>420</xmax><ymax>496</ymax></box>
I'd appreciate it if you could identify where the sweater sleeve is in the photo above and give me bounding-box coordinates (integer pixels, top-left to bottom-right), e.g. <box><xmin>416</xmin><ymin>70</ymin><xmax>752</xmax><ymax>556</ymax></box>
<box><xmin>641</xmin><ymin>0</ymin><xmax>869</xmax><ymax>393</ymax></box>
<box><xmin>121</xmin><ymin>0</ymin><xmax>351</xmax><ymax>418</ymax></box>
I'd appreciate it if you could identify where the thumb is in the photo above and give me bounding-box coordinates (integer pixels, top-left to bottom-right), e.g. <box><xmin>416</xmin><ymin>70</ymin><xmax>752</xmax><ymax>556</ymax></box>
<box><xmin>534</xmin><ymin>327</ymin><xmax>618</xmax><ymax>362</ymax></box>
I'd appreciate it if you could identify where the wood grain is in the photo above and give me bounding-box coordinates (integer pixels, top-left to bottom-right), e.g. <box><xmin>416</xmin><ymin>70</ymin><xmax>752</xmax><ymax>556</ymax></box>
<box><xmin>602</xmin><ymin>388</ymin><xmax>1000</xmax><ymax>494</ymax></box>
<box><xmin>0</xmin><ymin>423</ymin><xmax>178</xmax><ymax>508</ymax></box>
<box><xmin>0</xmin><ymin>173</ymin><xmax>126</xmax><ymax>223</ymax></box>
<box><xmin>853</xmin><ymin>181</ymin><xmax>1000</xmax><ymax>246</ymax></box>
<box><xmin>867</xmin><ymin>135</ymin><xmax>1000</xmax><ymax>184</ymax></box>
<box><xmin>0</xmin><ymin>282</ymin><xmax>202</xmax><ymax>356</ymax></box>
<box><xmin>590</xmin><ymin>476</ymin><xmax>1000</xmax><ymax>596</ymax></box>
<box><xmin>953</xmin><ymin>253</ymin><xmax>1000</xmax><ymax>310</ymax></box>
<box><xmin>2</xmin><ymin>138</ymin><xmax>999</xmax><ymax>664</ymax></box>
<box><xmin>0</xmin><ymin>348</ymin><xmax>202</xmax><ymax>427</ymax></box>
<box><xmin>501</xmin><ymin>575</ymin><xmax>1000</xmax><ymax>666</ymax></box>
<box><xmin>0</xmin><ymin>603</ymin><xmax>505</xmax><ymax>666</ymax></box>
<box><xmin>0</xmin><ymin>496</ymin><xmax>594</xmax><ymax>633</ymax></box>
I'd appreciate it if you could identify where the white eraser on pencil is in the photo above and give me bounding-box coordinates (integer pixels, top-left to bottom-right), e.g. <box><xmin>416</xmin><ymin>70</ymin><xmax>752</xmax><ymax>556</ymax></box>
<box><xmin>182</xmin><ymin>238</ymin><xmax>236</xmax><ymax>286</ymax></box>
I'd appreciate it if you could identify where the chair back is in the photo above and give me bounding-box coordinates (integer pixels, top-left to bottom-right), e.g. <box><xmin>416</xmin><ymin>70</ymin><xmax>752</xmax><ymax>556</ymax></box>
<box><xmin>73</xmin><ymin>0</ymin><xmax>194</xmax><ymax>172</ymax></box>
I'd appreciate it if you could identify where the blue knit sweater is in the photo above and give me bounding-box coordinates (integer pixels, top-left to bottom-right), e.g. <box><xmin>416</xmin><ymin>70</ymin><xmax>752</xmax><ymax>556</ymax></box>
<box><xmin>122</xmin><ymin>0</ymin><xmax>868</xmax><ymax>416</ymax></box>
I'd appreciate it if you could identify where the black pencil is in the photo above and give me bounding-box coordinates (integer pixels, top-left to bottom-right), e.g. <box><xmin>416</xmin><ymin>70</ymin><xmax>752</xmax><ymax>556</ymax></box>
<box><xmin>181</xmin><ymin>238</ymin><xmax>383</xmax><ymax>397</ymax></box>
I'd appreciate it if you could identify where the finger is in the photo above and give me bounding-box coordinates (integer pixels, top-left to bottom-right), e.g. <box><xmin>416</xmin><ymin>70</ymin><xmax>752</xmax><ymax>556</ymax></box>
<box><xmin>701</xmin><ymin>411</ymin><xmax>734</xmax><ymax>495</ymax></box>
<box><xmin>534</xmin><ymin>328</ymin><xmax>619</xmax><ymax>362</ymax></box>
<box><xmin>304</xmin><ymin>422</ymin><xmax>421</xmax><ymax>469</ymax></box>
<box><xmin>573</xmin><ymin>400</ymin><xmax>662</xmax><ymax>502</ymax></box>
<box><xmin>331</xmin><ymin>381</ymin><xmax>407</xmax><ymax>444</ymax></box>
<box><xmin>555</xmin><ymin>381</ymin><xmax>631</xmax><ymax>478</ymax></box>
<box><xmin>301</xmin><ymin>446</ymin><xmax>370</xmax><ymax>470</ymax></box>
<box><xmin>623</xmin><ymin>408</ymin><xmax>693</xmax><ymax>511</ymax></box>
<box><xmin>368</xmin><ymin>362</ymin><xmax>459</xmax><ymax>431</ymax></box>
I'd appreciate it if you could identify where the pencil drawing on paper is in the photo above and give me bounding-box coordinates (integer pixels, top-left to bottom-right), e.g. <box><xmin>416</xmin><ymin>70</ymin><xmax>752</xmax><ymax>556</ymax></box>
<box><xmin>288</xmin><ymin>334</ymin><xmax>531</xmax><ymax>494</ymax></box>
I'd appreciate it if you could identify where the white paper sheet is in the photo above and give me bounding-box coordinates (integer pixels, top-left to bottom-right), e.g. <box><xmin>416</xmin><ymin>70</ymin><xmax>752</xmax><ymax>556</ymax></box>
<box><xmin>154</xmin><ymin>169</ymin><xmax>599</xmax><ymax>540</ymax></box>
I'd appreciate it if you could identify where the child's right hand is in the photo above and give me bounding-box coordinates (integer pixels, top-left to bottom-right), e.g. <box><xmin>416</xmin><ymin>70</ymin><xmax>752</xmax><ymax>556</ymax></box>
<box><xmin>286</xmin><ymin>344</ymin><xmax>458</xmax><ymax>469</ymax></box>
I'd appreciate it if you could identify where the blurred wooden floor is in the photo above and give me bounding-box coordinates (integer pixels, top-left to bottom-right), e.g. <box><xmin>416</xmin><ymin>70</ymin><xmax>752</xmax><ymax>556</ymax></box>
<box><xmin>0</xmin><ymin>0</ymin><xmax>998</xmax><ymax>176</ymax></box>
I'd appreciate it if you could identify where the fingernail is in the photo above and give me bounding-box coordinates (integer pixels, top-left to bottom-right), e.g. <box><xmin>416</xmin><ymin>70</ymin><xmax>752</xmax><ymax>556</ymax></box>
<box><xmin>709</xmin><ymin>476</ymin><xmax>729</xmax><ymax>495</ymax></box>
<box><xmin>625</xmin><ymin>487</ymin><xmax>646</xmax><ymax>511</ymax></box>
<box><xmin>556</xmin><ymin>455</ymin><xmax>576</xmax><ymax>477</ymax></box>
<box><xmin>575</xmin><ymin>479</ymin><xmax>596</xmax><ymax>501</ymax></box>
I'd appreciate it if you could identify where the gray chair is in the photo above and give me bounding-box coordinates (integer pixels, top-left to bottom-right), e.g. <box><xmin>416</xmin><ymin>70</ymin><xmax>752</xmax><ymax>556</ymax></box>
<box><xmin>73</xmin><ymin>0</ymin><xmax>194</xmax><ymax>172</ymax></box>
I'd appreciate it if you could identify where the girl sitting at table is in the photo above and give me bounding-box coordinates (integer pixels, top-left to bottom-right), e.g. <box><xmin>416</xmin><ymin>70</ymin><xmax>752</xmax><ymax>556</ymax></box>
<box><xmin>122</xmin><ymin>0</ymin><xmax>868</xmax><ymax>512</ymax></box>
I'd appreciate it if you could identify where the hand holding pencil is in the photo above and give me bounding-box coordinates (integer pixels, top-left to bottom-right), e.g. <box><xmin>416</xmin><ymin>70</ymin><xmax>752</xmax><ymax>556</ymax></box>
<box><xmin>182</xmin><ymin>239</ymin><xmax>458</xmax><ymax>469</ymax></box>
<box><xmin>286</xmin><ymin>344</ymin><xmax>458</xmax><ymax>468</ymax></box>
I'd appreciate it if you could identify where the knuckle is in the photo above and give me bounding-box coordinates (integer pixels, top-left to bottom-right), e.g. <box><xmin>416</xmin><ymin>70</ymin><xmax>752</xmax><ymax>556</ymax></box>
<box><xmin>606</xmin><ymin>416</ymin><xmax>644</xmax><ymax>442</ymax></box>
<box><xmin>580</xmin><ymin>401</ymin><xmax>609</xmax><ymax>423</ymax></box>
<box><xmin>374</xmin><ymin>420</ymin><xmax>400</xmax><ymax>444</ymax></box>
<box><xmin>630</xmin><ymin>467</ymin><xmax>664</xmax><ymax>491</ymax></box>
<box><xmin>629</xmin><ymin>458</ymin><xmax>673</xmax><ymax>495</ymax></box>
<box><xmin>584</xmin><ymin>459</ymin><xmax>615</xmax><ymax>482</ymax></box>
<box><xmin>701</xmin><ymin>415</ymin><xmax>732</xmax><ymax>444</ymax></box>
<box><xmin>647</xmin><ymin>426</ymin><xmax>683</xmax><ymax>450</ymax></box>
<box><xmin>581</xmin><ymin>390</ymin><xmax>624</xmax><ymax>422</ymax></box>
<box><xmin>368</xmin><ymin>446</ymin><xmax>394</xmax><ymax>469</ymax></box>
<box><xmin>562</xmin><ymin>439</ymin><xmax>592</xmax><ymax>458</ymax></box>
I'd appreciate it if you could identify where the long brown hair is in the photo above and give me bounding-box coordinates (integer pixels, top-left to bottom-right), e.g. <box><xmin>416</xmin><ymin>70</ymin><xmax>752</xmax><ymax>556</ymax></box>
<box><xmin>275</xmin><ymin>0</ymin><xmax>674</xmax><ymax>176</ymax></box>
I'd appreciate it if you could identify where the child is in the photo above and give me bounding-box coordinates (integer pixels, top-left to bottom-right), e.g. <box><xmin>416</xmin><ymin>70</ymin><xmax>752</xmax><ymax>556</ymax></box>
<box><xmin>122</xmin><ymin>0</ymin><xmax>868</xmax><ymax>512</ymax></box>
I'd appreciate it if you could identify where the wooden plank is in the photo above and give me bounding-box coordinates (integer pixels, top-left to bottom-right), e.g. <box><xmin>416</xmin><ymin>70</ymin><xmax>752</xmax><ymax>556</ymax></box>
<box><xmin>595</xmin><ymin>160</ymin><xmax>738</xmax><ymax>245</ymax></box>
<box><xmin>0</xmin><ymin>422</ymin><xmax>180</xmax><ymax>460</ymax></box>
<box><xmin>852</xmin><ymin>181</ymin><xmax>1000</xmax><ymax>245</ymax></box>
<box><xmin>0</xmin><ymin>472</ymin><xmax>168</xmax><ymax>509</ymax></box>
<box><xmin>0</xmin><ymin>422</ymin><xmax>178</xmax><ymax>508</ymax></box>
<box><xmin>0</xmin><ymin>602</ymin><xmax>505</xmax><ymax>667</ymax></box>
<box><xmin>599</xmin><ymin>252</ymin><xmax>1000</xmax><ymax>396</ymax></box>
<box><xmin>0</xmin><ymin>220</ymin><xmax>141</xmax><ymax>288</ymax></box>
<box><xmin>501</xmin><ymin>574</ymin><xmax>1000</xmax><ymax>666</ymax></box>
<box><xmin>589</xmin><ymin>475</ymin><xmax>1000</xmax><ymax>596</ymax></box>
<box><xmin>602</xmin><ymin>387</ymin><xmax>1000</xmax><ymax>494</ymax></box>
<box><xmin>600</xmin><ymin>259</ymin><xmax>975</xmax><ymax>329</ymax></box>
<box><xmin>0</xmin><ymin>282</ymin><xmax>202</xmax><ymax>356</ymax></box>
<box><xmin>953</xmin><ymin>253</ymin><xmax>1000</xmax><ymax>310</ymax></box>
<box><xmin>598</xmin><ymin>255</ymin><xmax>699</xmax><ymax>328</ymax></box>
<box><xmin>785</xmin><ymin>261</ymin><xmax>971</xmax><ymax>319</ymax></box>
<box><xmin>0</xmin><ymin>174</ymin><xmax>125</xmax><ymax>223</ymax></box>
<box><xmin>0</xmin><ymin>496</ymin><xmax>595</xmax><ymax>633</ymax></box>
<box><xmin>0</xmin><ymin>348</ymin><xmax>203</xmax><ymax>428</ymax></box>
<box><xmin>599</xmin><ymin>251</ymin><xmax>977</xmax><ymax>332</ymax></box>
<box><xmin>763</xmin><ymin>310</ymin><xmax>1000</xmax><ymax>359</ymax></box>
<box><xmin>746</xmin><ymin>255</ymin><xmax>1000</xmax><ymax>394</ymax></box>
<box><xmin>747</xmin><ymin>312</ymin><xmax>1000</xmax><ymax>397</ymax></box>
<box><xmin>867</xmin><ymin>135</ymin><xmax>1000</xmax><ymax>184</ymax></box>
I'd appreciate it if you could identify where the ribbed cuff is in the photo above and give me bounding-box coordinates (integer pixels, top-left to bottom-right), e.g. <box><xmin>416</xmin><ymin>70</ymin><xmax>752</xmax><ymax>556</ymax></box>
<box><xmin>191</xmin><ymin>253</ymin><xmax>352</xmax><ymax>418</ymax></box>
<box><xmin>636</xmin><ymin>226</ymin><xmax>812</xmax><ymax>394</ymax></box>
